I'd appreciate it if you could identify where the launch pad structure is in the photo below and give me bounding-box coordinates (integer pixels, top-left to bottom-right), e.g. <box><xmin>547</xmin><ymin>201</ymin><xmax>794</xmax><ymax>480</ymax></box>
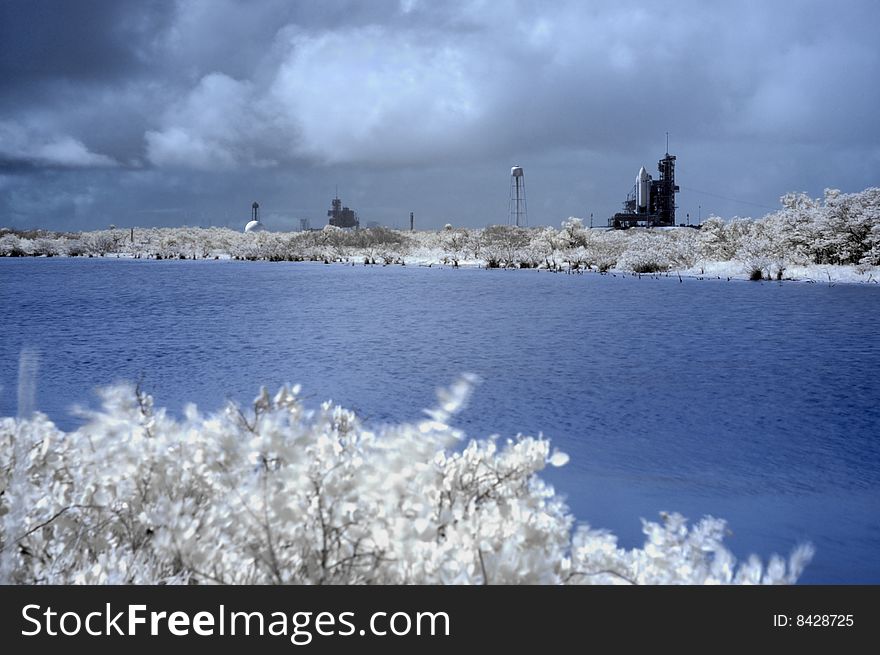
<box><xmin>609</xmin><ymin>151</ymin><xmax>680</xmax><ymax>229</ymax></box>
<box><xmin>327</xmin><ymin>192</ymin><xmax>359</xmax><ymax>229</ymax></box>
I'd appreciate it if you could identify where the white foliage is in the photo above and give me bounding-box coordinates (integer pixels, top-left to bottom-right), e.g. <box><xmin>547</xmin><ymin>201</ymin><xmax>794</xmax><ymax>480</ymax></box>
<box><xmin>2</xmin><ymin>185</ymin><xmax>876</xmax><ymax>281</ymax></box>
<box><xmin>0</xmin><ymin>377</ymin><xmax>812</xmax><ymax>585</ymax></box>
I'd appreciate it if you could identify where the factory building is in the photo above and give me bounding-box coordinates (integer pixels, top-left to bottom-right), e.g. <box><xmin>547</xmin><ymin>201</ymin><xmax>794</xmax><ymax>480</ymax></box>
<box><xmin>609</xmin><ymin>151</ymin><xmax>679</xmax><ymax>229</ymax></box>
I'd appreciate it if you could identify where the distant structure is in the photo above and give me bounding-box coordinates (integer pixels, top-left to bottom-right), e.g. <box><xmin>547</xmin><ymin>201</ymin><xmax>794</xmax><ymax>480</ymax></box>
<box><xmin>410</xmin><ymin>211</ymin><xmax>414</xmax><ymax>231</ymax></box>
<box><xmin>299</xmin><ymin>218</ymin><xmax>311</xmax><ymax>231</ymax></box>
<box><xmin>609</xmin><ymin>147</ymin><xmax>679</xmax><ymax>229</ymax></box>
<box><xmin>327</xmin><ymin>192</ymin><xmax>359</xmax><ymax>229</ymax></box>
<box><xmin>508</xmin><ymin>166</ymin><xmax>528</xmax><ymax>227</ymax></box>
<box><xmin>244</xmin><ymin>201</ymin><xmax>265</xmax><ymax>232</ymax></box>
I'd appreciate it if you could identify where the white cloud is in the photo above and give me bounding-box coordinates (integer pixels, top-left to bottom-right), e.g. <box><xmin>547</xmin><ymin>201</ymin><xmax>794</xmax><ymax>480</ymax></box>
<box><xmin>34</xmin><ymin>136</ymin><xmax>118</xmax><ymax>168</ymax></box>
<box><xmin>138</xmin><ymin>2</ymin><xmax>766</xmax><ymax>170</ymax></box>
<box><xmin>144</xmin><ymin>26</ymin><xmax>491</xmax><ymax>169</ymax></box>
<box><xmin>268</xmin><ymin>26</ymin><xmax>484</xmax><ymax>165</ymax></box>
<box><xmin>0</xmin><ymin>121</ymin><xmax>118</xmax><ymax>168</ymax></box>
<box><xmin>146</xmin><ymin>73</ymin><xmax>256</xmax><ymax>169</ymax></box>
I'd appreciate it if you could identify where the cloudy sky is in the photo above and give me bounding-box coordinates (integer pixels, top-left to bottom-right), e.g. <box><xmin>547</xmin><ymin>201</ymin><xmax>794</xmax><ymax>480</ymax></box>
<box><xmin>1</xmin><ymin>0</ymin><xmax>878</xmax><ymax>231</ymax></box>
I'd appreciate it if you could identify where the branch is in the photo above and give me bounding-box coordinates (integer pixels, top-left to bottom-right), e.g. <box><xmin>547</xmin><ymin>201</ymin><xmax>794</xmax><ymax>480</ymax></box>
<box><xmin>2</xmin><ymin>504</ymin><xmax>108</xmax><ymax>552</ymax></box>
<box><xmin>565</xmin><ymin>568</ymin><xmax>638</xmax><ymax>585</ymax></box>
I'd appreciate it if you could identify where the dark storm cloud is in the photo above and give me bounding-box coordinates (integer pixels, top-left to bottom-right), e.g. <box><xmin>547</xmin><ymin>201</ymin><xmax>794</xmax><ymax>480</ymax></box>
<box><xmin>1</xmin><ymin>0</ymin><xmax>878</xmax><ymax>229</ymax></box>
<box><xmin>0</xmin><ymin>0</ymin><xmax>173</xmax><ymax>89</ymax></box>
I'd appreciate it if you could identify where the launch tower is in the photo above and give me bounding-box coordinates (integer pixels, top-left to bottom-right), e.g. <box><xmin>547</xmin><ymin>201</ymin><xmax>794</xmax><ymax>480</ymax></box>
<box><xmin>609</xmin><ymin>151</ymin><xmax>679</xmax><ymax>229</ymax></box>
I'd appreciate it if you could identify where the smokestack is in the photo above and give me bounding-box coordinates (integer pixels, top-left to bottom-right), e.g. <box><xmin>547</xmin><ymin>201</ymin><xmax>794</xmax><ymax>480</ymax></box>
<box><xmin>410</xmin><ymin>212</ymin><xmax>414</xmax><ymax>231</ymax></box>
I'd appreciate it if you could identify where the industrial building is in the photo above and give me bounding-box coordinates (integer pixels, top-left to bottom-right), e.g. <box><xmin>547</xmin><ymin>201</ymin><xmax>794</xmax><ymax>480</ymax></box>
<box><xmin>327</xmin><ymin>193</ymin><xmax>359</xmax><ymax>229</ymax></box>
<box><xmin>609</xmin><ymin>151</ymin><xmax>679</xmax><ymax>229</ymax></box>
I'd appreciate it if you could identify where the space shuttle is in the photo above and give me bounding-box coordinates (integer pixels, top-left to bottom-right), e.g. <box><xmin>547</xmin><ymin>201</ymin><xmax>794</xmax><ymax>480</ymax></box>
<box><xmin>636</xmin><ymin>166</ymin><xmax>651</xmax><ymax>213</ymax></box>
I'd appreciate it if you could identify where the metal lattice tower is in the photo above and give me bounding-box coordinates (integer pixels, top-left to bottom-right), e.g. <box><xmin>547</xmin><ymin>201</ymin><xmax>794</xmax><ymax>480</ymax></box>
<box><xmin>508</xmin><ymin>165</ymin><xmax>527</xmax><ymax>227</ymax></box>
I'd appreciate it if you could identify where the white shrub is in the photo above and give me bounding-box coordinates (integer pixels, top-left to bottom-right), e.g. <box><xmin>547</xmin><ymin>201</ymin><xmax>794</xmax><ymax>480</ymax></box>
<box><xmin>0</xmin><ymin>376</ymin><xmax>812</xmax><ymax>585</ymax></box>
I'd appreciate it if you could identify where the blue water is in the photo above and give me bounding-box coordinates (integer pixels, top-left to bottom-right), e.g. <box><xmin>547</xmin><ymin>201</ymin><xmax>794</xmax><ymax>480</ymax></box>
<box><xmin>1</xmin><ymin>257</ymin><xmax>879</xmax><ymax>583</ymax></box>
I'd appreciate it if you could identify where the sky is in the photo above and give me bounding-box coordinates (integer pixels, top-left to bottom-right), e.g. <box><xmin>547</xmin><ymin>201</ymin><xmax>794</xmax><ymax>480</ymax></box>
<box><xmin>1</xmin><ymin>0</ymin><xmax>878</xmax><ymax>231</ymax></box>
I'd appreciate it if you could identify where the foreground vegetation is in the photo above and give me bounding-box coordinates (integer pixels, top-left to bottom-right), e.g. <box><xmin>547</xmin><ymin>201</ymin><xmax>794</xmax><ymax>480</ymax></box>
<box><xmin>1</xmin><ymin>372</ymin><xmax>813</xmax><ymax>584</ymax></box>
<box><xmin>2</xmin><ymin>187</ymin><xmax>878</xmax><ymax>281</ymax></box>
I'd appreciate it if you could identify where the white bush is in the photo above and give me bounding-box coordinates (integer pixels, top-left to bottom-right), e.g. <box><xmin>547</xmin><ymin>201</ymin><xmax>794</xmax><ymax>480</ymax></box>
<box><xmin>0</xmin><ymin>377</ymin><xmax>812</xmax><ymax>585</ymax></box>
<box><xmin>4</xmin><ymin>184</ymin><xmax>876</xmax><ymax>277</ymax></box>
<box><xmin>0</xmin><ymin>234</ymin><xmax>23</xmax><ymax>256</ymax></box>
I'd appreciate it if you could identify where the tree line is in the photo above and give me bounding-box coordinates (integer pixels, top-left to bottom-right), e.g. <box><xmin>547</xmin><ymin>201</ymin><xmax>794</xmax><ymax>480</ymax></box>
<box><xmin>2</xmin><ymin>187</ymin><xmax>877</xmax><ymax>279</ymax></box>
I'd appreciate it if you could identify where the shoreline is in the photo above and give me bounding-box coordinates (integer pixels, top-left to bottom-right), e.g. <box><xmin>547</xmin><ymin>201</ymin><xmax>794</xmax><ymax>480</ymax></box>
<box><xmin>3</xmin><ymin>251</ymin><xmax>878</xmax><ymax>286</ymax></box>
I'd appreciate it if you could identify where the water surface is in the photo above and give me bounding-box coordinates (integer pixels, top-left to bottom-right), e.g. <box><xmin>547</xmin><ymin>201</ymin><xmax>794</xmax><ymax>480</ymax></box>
<box><xmin>1</xmin><ymin>258</ymin><xmax>878</xmax><ymax>583</ymax></box>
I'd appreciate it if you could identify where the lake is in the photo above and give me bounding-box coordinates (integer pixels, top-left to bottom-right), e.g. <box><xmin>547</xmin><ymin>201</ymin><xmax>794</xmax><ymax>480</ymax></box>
<box><xmin>1</xmin><ymin>257</ymin><xmax>878</xmax><ymax>583</ymax></box>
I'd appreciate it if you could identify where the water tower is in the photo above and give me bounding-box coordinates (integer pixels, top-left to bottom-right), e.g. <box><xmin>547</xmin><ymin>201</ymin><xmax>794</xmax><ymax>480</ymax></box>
<box><xmin>244</xmin><ymin>201</ymin><xmax>265</xmax><ymax>232</ymax></box>
<box><xmin>508</xmin><ymin>165</ymin><xmax>527</xmax><ymax>227</ymax></box>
